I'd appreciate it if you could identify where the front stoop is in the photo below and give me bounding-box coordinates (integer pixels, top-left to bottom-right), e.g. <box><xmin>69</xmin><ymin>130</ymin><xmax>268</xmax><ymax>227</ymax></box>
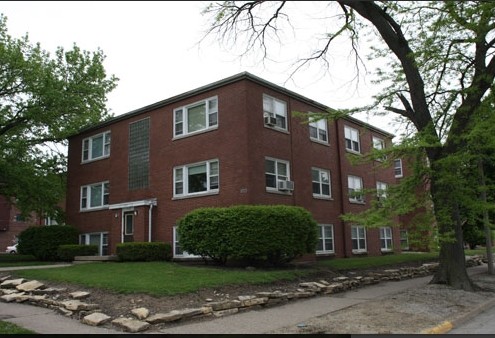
<box><xmin>73</xmin><ymin>255</ymin><xmax>118</xmax><ymax>264</ymax></box>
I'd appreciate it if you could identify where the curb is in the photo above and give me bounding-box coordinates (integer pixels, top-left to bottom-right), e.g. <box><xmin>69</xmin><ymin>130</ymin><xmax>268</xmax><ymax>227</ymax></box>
<box><xmin>421</xmin><ymin>291</ymin><xmax>495</xmax><ymax>334</ymax></box>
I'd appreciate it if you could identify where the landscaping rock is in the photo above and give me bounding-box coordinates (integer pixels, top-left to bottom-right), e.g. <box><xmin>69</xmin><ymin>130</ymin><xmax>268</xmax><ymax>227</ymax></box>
<box><xmin>82</xmin><ymin>312</ymin><xmax>112</xmax><ymax>326</ymax></box>
<box><xmin>111</xmin><ymin>317</ymin><xmax>150</xmax><ymax>333</ymax></box>
<box><xmin>16</xmin><ymin>280</ymin><xmax>45</xmax><ymax>292</ymax></box>
<box><xmin>131</xmin><ymin>307</ymin><xmax>150</xmax><ymax>320</ymax></box>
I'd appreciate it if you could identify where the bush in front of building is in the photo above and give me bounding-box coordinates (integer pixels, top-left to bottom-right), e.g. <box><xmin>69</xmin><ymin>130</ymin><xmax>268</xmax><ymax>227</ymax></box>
<box><xmin>57</xmin><ymin>244</ymin><xmax>99</xmax><ymax>262</ymax></box>
<box><xmin>17</xmin><ymin>225</ymin><xmax>80</xmax><ymax>261</ymax></box>
<box><xmin>116</xmin><ymin>242</ymin><xmax>173</xmax><ymax>261</ymax></box>
<box><xmin>177</xmin><ymin>205</ymin><xmax>318</xmax><ymax>266</ymax></box>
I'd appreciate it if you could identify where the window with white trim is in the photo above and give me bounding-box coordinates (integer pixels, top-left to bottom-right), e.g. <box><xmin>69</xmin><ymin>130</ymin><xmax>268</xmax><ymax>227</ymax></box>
<box><xmin>344</xmin><ymin>126</ymin><xmax>360</xmax><ymax>153</ymax></box>
<box><xmin>263</xmin><ymin>94</ymin><xmax>287</xmax><ymax>130</ymax></box>
<box><xmin>82</xmin><ymin>131</ymin><xmax>111</xmax><ymax>162</ymax></box>
<box><xmin>265</xmin><ymin>157</ymin><xmax>290</xmax><ymax>190</ymax></box>
<box><xmin>80</xmin><ymin>182</ymin><xmax>109</xmax><ymax>210</ymax></box>
<box><xmin>173</xmin><ymin>226</ymin><xmax>200</xmax><ymax>258</ymax></box>
<box><xmin>174</xmin><ymin>97</ymin><xmax>218</xmax><ymax>137</ymax></box>
<box><xmin>312</xmin><ymin>168</ymin><xmax>331</xmax><ymax>198</ymax></box>
<box><xmin>174</xmin><ymin>159</ymin><xmax>219</xmax><ymax>197</ymax></box>
<box><xmin>376</xmin><ymin>181</ymin><xmax>388</xmax><ymax>200</ymax></box>
<box><xmin>380</xmin><ymin>227</ymin><xmax>393</xmax><ymax>251</ymax></box>
<box><xmin>372</xmin><ymin>136</ymin><xmax>387</xmax><ymax>161</ymax></box>
<box><xmin>317</xmin><ymin>224</ymin><xmax>334</xmax><ymax>254</ymax></box>
<box><xmin>348</xmin><ymin>175</ymin><xmax>364</xmax><ymax>203</ymax></box>
<box><xmin>400</xmin><ymin>229</ymin><xmax>409</xmax><ymax>250</ymax></box>
<box><xmin>394</xmin><ymin>159</ymin><xmax>403</xmax><ymax>178</ymax></box>
<box><xmin>309</xmin><ymin>118</ymin><xmax>328</xmax><ymax>143</ymax></box>
<box><xmin>351</xmin><ymin>225</ymin><xmax>367</xmax><ymax>252</ymax></box>
<box><xmin>80</xmin><ymin>232</ymin><xmax>108</xmax><ymax>256</ymax></box>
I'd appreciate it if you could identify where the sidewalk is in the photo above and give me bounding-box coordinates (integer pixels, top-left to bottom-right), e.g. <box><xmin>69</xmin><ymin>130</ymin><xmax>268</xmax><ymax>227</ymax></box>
<box><xmin>0</xmin><ymin>264</ymin><xmax>494</xmax><ymax>334</ymax></box>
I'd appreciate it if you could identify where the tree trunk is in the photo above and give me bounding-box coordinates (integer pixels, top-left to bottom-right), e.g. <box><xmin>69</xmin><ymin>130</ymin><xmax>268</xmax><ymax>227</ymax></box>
<box><xmin>428</xmin><ymin>173</ymin><xmax>475</xmax><ymax>291</ymax></box>
<box><xmin>479</xmin><ymin>160</ymin><xmax>494</xmax><ymax>275</ymax></box>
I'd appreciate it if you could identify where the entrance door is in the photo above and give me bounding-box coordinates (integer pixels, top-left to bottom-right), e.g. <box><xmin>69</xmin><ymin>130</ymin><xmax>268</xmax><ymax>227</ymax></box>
<box><xmin>123</xmin><ymin>211</ymin><xmax>134</xmax><ymax>243</ymax></box>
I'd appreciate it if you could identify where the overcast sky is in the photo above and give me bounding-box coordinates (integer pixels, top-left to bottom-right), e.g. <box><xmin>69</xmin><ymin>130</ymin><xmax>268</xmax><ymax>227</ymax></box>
<box><xmin>1</xmin><ymin>1</ymin><xmax>394</xmax><ymax>134</ymax></box>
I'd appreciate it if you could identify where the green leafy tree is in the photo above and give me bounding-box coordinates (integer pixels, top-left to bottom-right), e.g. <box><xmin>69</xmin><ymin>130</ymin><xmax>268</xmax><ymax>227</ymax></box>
<box><xmin>201</xmin><ymin>1</ymin><xmax>495</xmax><ymax>290</ymax></box>
<box><xmin>0</xmin><ymin>14</ymin><xmax>118</xmax><ymax>219</ymax></box>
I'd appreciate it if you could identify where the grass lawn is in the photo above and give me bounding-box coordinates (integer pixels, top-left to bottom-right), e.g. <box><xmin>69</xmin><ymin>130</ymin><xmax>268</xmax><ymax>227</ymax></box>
<box><xmin>8</xmin><ymin>248</ymin><xmax>491</xmax><ymax>296</ymax></box>
<box><xmin>0</xmin><ymin>321</ymin><xmax>36</xmax><ymax>334</ymax></box>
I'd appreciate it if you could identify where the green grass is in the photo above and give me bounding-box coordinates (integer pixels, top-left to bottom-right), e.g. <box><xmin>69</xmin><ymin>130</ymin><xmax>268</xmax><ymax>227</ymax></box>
<box><xmin>317</xmin><ymin>252</ymin><xmax>440</xmax><ymax>271</ymax></box>
<box><xmin>12</xmin><ymin>261</ymin><xmax>314</xmax><ymax>296</ymax></box>
<box><xmin>0</xmin><ymin>320</ymin><xmax>36</xmax><ymax>334</ymax></box>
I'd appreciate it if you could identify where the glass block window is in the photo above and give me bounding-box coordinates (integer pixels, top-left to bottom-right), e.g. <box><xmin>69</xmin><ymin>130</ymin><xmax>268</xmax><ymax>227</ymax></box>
<box><xmin>128</xmin><ymin>118</ymin><xmax>150</xmax><ymax>190</ymax></box>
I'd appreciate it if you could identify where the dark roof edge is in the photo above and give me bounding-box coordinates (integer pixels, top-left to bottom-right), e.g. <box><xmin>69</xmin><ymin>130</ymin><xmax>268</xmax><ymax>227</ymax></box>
<box><xmin>71</xmin><ymin>71</ymin><xmax>394</xmax><ymax>138</ymax></box>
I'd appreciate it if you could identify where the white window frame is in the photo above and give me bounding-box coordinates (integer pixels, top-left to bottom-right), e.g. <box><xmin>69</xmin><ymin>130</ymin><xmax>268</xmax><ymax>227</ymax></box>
<box><xmin>351</xmin><ymin>225</ymin><xmax>367</xmax><ymax>253</ymax></box>
<box><xmin>312</xmin><ymin>167</ymin><xmax>332</xmax><ymax>199</ymax></box>
<box><xmin>82</xmin><ymin>131</ymin><xmax>111</xmax><ymax>162</ymax></box>
<box><xmin>372</xmin><ymin>136</ymin><xmax>387</xmax><ymax>161</ymax></box>
<box><xmin>173</xmin><ymin>159</ymin><xmax>219</xmax><ymax>198</ymax></box>
<box><xmin>394</xmin><ymin>159</ymin><xmax>403</xmax><ymax>178</ymax></box>
<box><xmin>376</xmin><ymin>181</ymin><xmax>388</xmax><ymax>200</ymax></box>
<box><xmin>263</xmin><ymin>94</ymin><xmax>288</xmax><ymax>131</ymax></box>
<box><xmin>173</xmin><ymin>226</ymin><xmax>200</xmax><ymax>258</ymax></box>
<box><xmin>348</xmin><ymin>175</ymin><xmax>364</xmax><ymax>203</ymax></box>
<box><xmin>380</xmin><ymin>227</ymin><xmax>393</xmax><ymax>252</ymax></box>
<box><xmin>173</xmin><ymin>96</ymin><xmax>218</xmax><ymax>138</ymax></box>
<box><xmin>309</xmin><ymin>117</ymin><xmax>328</xmax><ymax>143</ymax></box>
<box><xmin>400</xmin><ymin>229</ymin><xmax>409</xmax><ymax>250</ymax></box>
<box><xmin>80</xmin><ymin>181</ymin><xmax>109</xmax><ymax>211</ymax></box>
<box><xmin>316</xmin><ymin>224</ymin><xmax>334</xmax><ymax>254</ymax></box>
<box><xmin>344</xmin><ymin>126</ymin><xmax>360</xmax><ymax>153</ymax></box>
<box><xmin>80</xmin><ymin>232</ymin><xmax>109</xmax><ymax>256</ymax></box>
<box><xmin>265</xmin><ymin>157</ymin><xmax>291</xmax><ymax>192</ymax></box>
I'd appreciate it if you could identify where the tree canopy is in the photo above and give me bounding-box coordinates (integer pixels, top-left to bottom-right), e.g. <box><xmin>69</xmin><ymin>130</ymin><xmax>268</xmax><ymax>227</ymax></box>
<box><xmin>0</xmin><ymin>14</ymin><xmax>118</xmax><ymax>220</ymax></box>
<box><xmin>201</xmin><ymin>1</ymin><xmax>495</xmax><ymax>290</ymax></box>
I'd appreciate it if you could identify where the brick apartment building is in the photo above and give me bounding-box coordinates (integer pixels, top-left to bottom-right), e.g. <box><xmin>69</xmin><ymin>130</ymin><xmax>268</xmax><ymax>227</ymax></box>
<box><xmin>66</xmin><ymin>72</ymin><xmax>410</xmax><ymax>259</ymax></box>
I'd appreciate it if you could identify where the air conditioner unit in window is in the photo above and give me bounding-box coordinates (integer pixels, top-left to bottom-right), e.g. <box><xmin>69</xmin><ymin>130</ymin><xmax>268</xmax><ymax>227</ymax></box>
<box><xmin>264</xmin><ymin>116</ymin><xmax>277</xmax><ymax>126</ymax></box>
<box><xmin>278</xmin><ymin>180</ymin><xmax>294</xmax><ymax>191</ymax></box>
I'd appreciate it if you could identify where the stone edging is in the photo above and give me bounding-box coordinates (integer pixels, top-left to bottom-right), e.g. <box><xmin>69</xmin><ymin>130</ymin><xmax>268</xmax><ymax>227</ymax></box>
<box><xmin>0</xmin><ymin>256</ymin><xmax>484</xmax><ymax>333</ymax></box>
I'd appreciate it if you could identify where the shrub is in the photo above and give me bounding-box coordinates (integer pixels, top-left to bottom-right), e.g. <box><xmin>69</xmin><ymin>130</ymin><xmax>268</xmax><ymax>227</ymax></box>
<box><xmin>57</xmin><ymin>244</ymin><xmax>99</xmax><ymax>262</ymax></box>
<box><xmin>116</xmin><ymin>242</ymin><xmax>172</xmax><ymax>262</ymax></box>
<box><xmin>177</xmin><ymin>205</ymin><xmax>318</xmax><ymax>266</ymax></box>
<box><xmin>17</xmin><ymin>225</ymin><xmax>80</xmax><ymax>261</ymax></box>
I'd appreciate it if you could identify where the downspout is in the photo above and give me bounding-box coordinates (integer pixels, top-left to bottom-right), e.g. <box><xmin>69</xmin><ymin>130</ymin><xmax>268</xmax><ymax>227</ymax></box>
<box><xmin>335</xmin><ymin>120</ymin><xmax>348</xmax><ymax>257</ymax></box>
<box><xmin>148</xmin><ymin>203</ymin><xmax>153</xmax><ymax>242</ymax></box>
<box><xmin>120</xmin><ymin>210</ymin><xmax>124</xmax><ymax>244</ymax></box>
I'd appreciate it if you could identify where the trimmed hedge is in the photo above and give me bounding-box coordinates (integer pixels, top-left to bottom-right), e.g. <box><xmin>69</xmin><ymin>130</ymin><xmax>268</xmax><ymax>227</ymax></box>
<box><xmin>177</xmin><ymin>205</ymin><xmax>318</xmax><ymax>266</ymax></box>
<box><xmin>116</xmin><ymin>242</ymin><xmax>173</xmax><ymax>262</ymax></box>
<box><xmin>17</xmin><ymin>225</ymin><xmax>80</xmax><ymax>261</ymax></box>
<box><xmin>57</xmin><ymin>244</ymin><xmax>99</xmax><ymax>262</ymax></box>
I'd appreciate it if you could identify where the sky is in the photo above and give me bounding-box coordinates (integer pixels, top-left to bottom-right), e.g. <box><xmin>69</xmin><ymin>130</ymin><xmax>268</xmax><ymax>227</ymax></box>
<box><xmin>1</xmin><ymin>1</ymin><xmax>395</xmax><ymax>135</ymax></box>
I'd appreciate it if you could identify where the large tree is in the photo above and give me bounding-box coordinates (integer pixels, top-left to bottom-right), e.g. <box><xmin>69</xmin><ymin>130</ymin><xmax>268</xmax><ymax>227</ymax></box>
<box><xmin>0</xmin><ymin>14</ymin><xmax>118</xmax><ymax>221</ymax></box>
<box><xmin>201</xmin><ymin>1</ymin><xmax>495</xmax><ymax>290</ymax></box>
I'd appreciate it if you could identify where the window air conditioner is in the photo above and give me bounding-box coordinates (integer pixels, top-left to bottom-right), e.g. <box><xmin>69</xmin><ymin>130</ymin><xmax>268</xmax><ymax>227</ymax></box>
<box><xmin>278</xmin><ymin>180</ymin><xmax>295</xmax><ymax>191</ymax></box>
<box><xmin>264</xmin><ymin>116</ymin><xmax>277</xmax><ymax>126</ymax></box>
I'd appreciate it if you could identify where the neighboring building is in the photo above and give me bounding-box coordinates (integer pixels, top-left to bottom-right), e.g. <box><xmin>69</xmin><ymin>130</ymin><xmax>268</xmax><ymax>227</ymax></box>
<box><xmin>66</xmin><ymin>72</ymin><xmax>406</xmax><ymax>259</ymax></box>
<box><xmin>0</xmin><ymin>195</ymin><xmax>60</xmax><ymax>251</ymax></box>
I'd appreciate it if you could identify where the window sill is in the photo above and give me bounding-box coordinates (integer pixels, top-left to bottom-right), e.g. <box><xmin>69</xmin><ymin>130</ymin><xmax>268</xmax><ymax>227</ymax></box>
<box><xmin>313</xmin><ymin>195</ymin><xmax>333</xmax><ymax>201</ymax></box>
<box><xmin>316</xmin><ymin>251</ymin><xmax>335</xmax><ymax>256</ymax></box>
<box><xmin>349</xmin><ymin>200</ymin><xmax>366</xmax><ymax>205</ymax></box>
<box><xmin>264</xmin><ymin>125</ymin><xmax>289</xmax><ymax>134</ymax></box>
<box><xmin>310</xmin><ymin>138</ymin><xmax>330</xmax><ymax>146</ymax></box>
<box><xmin>80</xmin><ymin>206</ymin><xmax>110</xmax><ymax>212</ymax></box>
<box><xmin>172</xmin><ymin>126</ymin><xmax>218</xmax><ymax>141</ymax></box>
<box><xmin>266</xmin><ymin>188</ymin><xmax>293</xmax><ymax>195</ymax></box>
<box><xmin>81</xmin><ymin>155</ymin><xmax>110</xmax><ymax>165</ymax></box>
<box><xmin>172</xmin><ymin>191</ymin><xmax>219</xmax><ymax>200</ymax></box>
<box><xmin>352</xmin><ymin>250</ymin><xmax>368</xmax><ymax>255</ymax></box>
<box><xmin>345</xmin><ymin>149</ymin><xmax>362</xmax><ymax>156</ymax></box>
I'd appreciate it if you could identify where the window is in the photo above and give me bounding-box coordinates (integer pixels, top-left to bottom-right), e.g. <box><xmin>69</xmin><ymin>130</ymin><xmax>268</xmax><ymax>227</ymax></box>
<box><xmin>263</xmin><ymin>94</ymin><xmax>287</xmax><ymax>130</ymax></box>
<box><xmin>394</xmin><ymin>159</ymin><xmax>403</xmax><ymax>178</ymax></box>
<box><xmin>80</xmin><ymin>232</ymin><xmax>108</xmax><ymax>256</ymax></box>
<box><xmin>344</xmin><ymin>126</ymin><xmax>360</xmax><ymax>153</ymax></box>
<box><xmin>380</xmin><ymin>227</ymin><xmax>393</xmax><ymax>251</ymax></box>
<box><xmin>351</xmin><ymin>225</ymin><xmax>367</xmax><ymax>252</ymax></box>
<box><xmin>309</xmin><ymin>118</ymin><xmax>328</xmax><ymax>143</ymax></box>
<box><xmin>376</xmin><ymin>181</ymin><xmax>388</xmax><ymax>200</ymax></box>
<box><xmin>173</xmin><ymin>226</ymin><xmax>200</xmax><ymax>258</ymax></box>
<box><xmin>128</xmin><ymin>118</ymin><xmax>150</xmax><ymax>190</ymax></box>
<box><xmin>80</xmin><ymin>182</ymin><xmax>109</xmax><ymax>210</ymax></box>
<box><xmin>348</xmin><ymin>175</ymin><xmax>364</xmax><ymax>203</ymax></box>
<box><xmin>373</xmin><ymin>136</ymin><xmax>387</xmax><ymax>161</ymax></box>
<box><xmin>174</xmin><ymin>159</ymin><xmax>219</xmax><ymax>197</ymax></box>
<box><xmin>174</xmin><ymin>97</ymin><xmax>218</xmax><ymax>137</ymax></box>
<box><xmin>317</xmin><ymin>224</ymin><xmax>334</xmax><ymax>254</ymax></box>
<box><xmin>265</xmin><ymin>157</ymin><xmax>290</xmax><ymax>190</ymax></box>
<box><xmin>312</xmin><ymin>168</ymin><xmax>331</xmax><ymax>198</ymax></box>
<box><xmin>82</xmin><ymin>131</ymin><xmax>111</xmax><ymax>162</ymax></box>
<box><xmin>400</xmin><ymin>229</ymin><xmax>409</xmax><ymax>250</ymax></box>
